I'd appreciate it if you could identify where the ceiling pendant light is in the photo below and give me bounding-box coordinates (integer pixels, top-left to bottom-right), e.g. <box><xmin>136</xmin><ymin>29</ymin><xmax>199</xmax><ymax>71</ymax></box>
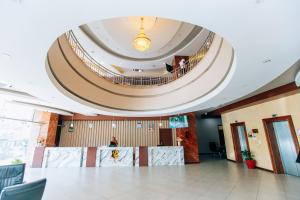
<box><xmin>133</xmin><ymin>17</ymin><xmax>151</xmax><ymax>52</ymax></box>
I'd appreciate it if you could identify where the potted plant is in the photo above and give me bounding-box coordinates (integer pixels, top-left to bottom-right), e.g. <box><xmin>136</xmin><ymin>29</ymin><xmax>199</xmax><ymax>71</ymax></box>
<box><xmin>241</xmin><ymin>150</ymin><xmax>256</xmax><ymax>169</ymax></box>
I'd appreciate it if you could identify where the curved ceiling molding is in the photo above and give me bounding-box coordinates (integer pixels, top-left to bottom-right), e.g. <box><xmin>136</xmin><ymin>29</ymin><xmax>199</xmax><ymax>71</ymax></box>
<box><xmin>46</xmin><ymin>32</ymin><xmax>234</xmax><ymax>114</ymax></box>
<box><xmin>79</xmin><ymin>23</ymin><xmax>202</xmax><ymax>61</ymax></box>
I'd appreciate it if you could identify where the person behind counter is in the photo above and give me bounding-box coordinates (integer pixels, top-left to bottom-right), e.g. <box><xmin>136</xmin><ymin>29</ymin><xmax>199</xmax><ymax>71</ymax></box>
<box><xmin>109</xmin><ymin>136</ymin><xmax>118</xmax><ymax>147</ymax></box>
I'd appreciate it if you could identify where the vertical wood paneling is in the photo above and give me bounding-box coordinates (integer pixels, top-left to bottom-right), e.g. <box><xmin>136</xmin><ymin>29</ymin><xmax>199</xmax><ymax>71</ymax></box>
<box><xmin>60</xmin><ymin>120</ymin><xmax>176</xmax><ymax>147</ymax></box>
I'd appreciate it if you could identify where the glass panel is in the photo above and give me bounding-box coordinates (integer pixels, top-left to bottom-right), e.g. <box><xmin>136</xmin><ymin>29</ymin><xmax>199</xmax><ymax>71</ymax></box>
<box><xmin>237</xmin><ymin>125</ymin><xmax>248</xmax><ymax>151</ymax></box>
<box><xmin>273</xmin><ymin>121</ymin><xmax>300</xmax><ymax>176</ymax></box>
<box><xmin>0</xmin><ymin>100</ymin><xmax>41</xmax><ymax>165</ymax></box>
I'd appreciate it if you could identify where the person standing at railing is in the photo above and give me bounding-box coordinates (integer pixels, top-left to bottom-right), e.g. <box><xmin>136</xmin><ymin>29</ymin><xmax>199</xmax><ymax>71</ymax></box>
<box><xmin>179</xmin><ymin>58</ymin><xmax>186</xmax><ymax>77</ymax></box>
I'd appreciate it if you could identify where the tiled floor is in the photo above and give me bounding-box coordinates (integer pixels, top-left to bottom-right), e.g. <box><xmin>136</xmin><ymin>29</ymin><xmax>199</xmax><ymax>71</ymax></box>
<box><xmin>25</xmin><ymin>160</ymin><xmax>300</xmax><ymax>200</ymax></box>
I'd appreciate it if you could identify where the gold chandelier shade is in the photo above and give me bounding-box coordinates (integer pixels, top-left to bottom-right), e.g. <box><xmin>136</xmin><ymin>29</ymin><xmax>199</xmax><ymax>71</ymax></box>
<box><xmin>133</xmin><ymin>17</ymin><xmax>151</xmax><ymax>52</ymax></box>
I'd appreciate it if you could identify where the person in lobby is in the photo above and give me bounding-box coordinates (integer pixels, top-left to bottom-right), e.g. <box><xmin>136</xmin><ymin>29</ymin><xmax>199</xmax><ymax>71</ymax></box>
<box><xmin>109</xmin><ymin>136</ymin><xmax>118</xmax><ymax>147</ymax></box>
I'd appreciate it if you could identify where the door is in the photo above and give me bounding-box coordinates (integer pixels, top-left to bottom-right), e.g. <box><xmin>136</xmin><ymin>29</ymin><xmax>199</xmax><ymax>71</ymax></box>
<box><xmin>231</xmin><ymin>123</ymin><xmax>249</xmax><ymax>162</ymax></box>
<box><xmin>272</xmin><ymin>121</ymin><xmax>300</xmax><ymax>176</ymax></box>
<box><xmin>159</xmin><ymin>128</ymin><xmax>173</xmax><ymax>146</ymax></box>
<box><xmin>263</xmin><ymin>115</ymin><xmax>300</xmax><ymax>176</ymax></box>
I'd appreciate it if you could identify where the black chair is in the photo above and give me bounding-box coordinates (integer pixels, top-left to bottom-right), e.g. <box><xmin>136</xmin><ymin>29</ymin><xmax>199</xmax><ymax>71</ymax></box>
<box><xmin>0</xmin><ymin>178</ymin><xmax>46</xmax><ymax>200</ymax></box>
<box><xmin>0</xmin><ymin>164</ymin><xmax>25</xmax><ymax>192</ymax></box>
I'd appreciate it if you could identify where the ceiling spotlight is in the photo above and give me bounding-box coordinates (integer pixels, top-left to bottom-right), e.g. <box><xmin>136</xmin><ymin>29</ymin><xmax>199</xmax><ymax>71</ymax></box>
<box><xmin>133</xmin><ymin>17</ymin><xmax>151</xmax><ymax>52</ymax></box>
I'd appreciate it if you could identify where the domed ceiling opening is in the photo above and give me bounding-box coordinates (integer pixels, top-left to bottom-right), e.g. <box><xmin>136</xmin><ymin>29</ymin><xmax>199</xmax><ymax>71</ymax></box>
<box><xmin>70</xmin><ymin>16</ymin><xmax>210</xmax><ymax>76</ymax></box>
<box><xmin>46</xmin><ymin>15</ymin><xmax>234</xmax><ymax>116</ymax></box>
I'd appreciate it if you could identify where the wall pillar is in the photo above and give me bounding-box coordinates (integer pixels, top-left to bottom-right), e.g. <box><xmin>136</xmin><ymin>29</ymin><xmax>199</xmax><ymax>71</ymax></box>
<box><xmin>176</xmin><ymin>113</ymin><xmax>199</xmax><ymax>163</ymax></box>
<box><xmin>45</xmin><ymin>113</ymin><xmax>59</xmax><ymax>147</ymax></box>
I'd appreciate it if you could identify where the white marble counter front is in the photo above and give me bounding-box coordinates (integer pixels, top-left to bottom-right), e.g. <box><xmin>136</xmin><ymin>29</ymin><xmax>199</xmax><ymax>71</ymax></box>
<box><xmin>148</xmin><ymin>146</ymin><xmax>184</xmax><ymax>166</ymax></box>
<box><xmin>37</xmin><ymin>146</ymin><xmax>183</xmax><ymax>168</ymax></box>
<box><xmin>96</xmin><ymin>147</ymin><xmax>133</xmax><ymax>167</ymax></box>
<box><xmin>42</xmin><ymin>147</ymin><xmax>87</xmax><ymax>168</ymax></box>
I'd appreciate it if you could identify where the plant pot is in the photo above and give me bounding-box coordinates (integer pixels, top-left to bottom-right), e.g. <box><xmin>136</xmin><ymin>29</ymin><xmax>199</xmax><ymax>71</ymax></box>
<box><xmin>245</xmin><ymin>160</ymin><xmax>256</xmax><ymax>169</ymax></box>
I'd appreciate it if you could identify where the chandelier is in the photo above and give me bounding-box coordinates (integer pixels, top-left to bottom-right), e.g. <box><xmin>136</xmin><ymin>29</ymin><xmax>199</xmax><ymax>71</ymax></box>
<box><xmin>133</xmin><ymin>17</ymin><xmax>151</xmax><ymax>52</ymax></box>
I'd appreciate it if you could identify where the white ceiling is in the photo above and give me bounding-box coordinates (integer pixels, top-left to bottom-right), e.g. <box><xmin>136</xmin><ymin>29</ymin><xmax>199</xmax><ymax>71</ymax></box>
<box><xmin>73</xmin><ymin>17</ymin><xmax>207</xmax><ymax>72</ymax></box>
<box><xmin>91</xmin><ymin>16</ymin><xmax>195</xmax><ymax>58</ymax></box>
<box><xmin>0</xmin><ymin>0</ymin><xmax>300</xmax><ymax>116</ymax></box>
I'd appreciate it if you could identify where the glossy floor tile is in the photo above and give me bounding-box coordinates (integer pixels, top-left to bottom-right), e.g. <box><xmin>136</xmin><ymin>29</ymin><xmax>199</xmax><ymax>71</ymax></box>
<box><xmin>25</xmin><ymin>160</ymin><xmax>300</xmax><ymax>200</ymax></box>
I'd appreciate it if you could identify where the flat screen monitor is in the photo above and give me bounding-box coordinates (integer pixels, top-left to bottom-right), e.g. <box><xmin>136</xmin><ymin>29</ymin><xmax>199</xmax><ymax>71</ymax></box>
<box><xmin>169</xmin><ymin>115</ymin><xmax>188</xmax><ymax>128</ymax></box>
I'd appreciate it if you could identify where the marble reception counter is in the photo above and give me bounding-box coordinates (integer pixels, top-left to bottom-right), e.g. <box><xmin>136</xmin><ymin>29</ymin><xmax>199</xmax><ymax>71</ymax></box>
<box><xmin>32</xmin><ymin>146</ymin><xmax>184</xmax><ymax>168</ymax></box>
<box><xmin>96</xmin><ymin>147</ymin><xmax>133</xmax><ymax>167</ymax></box>
<box><xmin>42</xmin><ymin>147</ymin><xmax>87</xmax><ymax>168</ymax></box>
<box><xmin>148</xmin><ymin>146</ymin><xmax>184</xmax><ymax>166</ymax></box>
<box><xmin>135</xmin><ymin>146</ymin><xmax>184</xmax><ymax>167</ymax></box>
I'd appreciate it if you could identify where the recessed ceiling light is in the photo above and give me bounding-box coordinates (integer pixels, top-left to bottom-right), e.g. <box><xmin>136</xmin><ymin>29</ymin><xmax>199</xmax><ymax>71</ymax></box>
<box><xmin>0</xmin><ymin>53</ymin><xmax>11</xmax><ymax>61</ymax></box>
<box><xmin>262</xmin><ymin>59</ymin><xmax>271</xmax><ymax>64</ymax></box>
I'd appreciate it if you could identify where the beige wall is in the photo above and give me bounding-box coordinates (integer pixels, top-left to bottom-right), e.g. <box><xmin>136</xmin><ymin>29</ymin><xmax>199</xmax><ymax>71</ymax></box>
<box><xmin>221</xmin><ymin>90</ymin><xmax>300</xmax><ymax>170</ymax></box>
<box><xmin>59</xmin><ymin>120</ymin><xmax>176</xmax><ymax>147</ymax></box>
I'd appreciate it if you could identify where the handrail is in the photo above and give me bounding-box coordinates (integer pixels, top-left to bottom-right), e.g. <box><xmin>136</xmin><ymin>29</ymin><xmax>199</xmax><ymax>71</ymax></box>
<box><xmin>65</xmin><ymin>30</ymin><xmax>214</xmax><ymax>87</ymax></box>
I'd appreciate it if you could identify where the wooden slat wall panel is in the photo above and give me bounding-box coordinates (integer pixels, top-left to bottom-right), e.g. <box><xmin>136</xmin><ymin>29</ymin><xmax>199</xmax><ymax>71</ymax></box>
<box><xmin>59</xmin><ymin>120</ymin><xmax>176</xmax><ymax>147</ymax></box>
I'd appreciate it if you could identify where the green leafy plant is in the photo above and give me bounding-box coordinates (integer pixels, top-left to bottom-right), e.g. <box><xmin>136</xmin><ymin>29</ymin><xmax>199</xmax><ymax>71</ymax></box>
<box><xmin>241</xmin><ymin>150</ymin><xmax>254</xmax><ymax>160</ymax></box>
<box><xmin>11</xmin><ymin>158</ymin><xmax>23</xmax><ymax>164</ymax></box>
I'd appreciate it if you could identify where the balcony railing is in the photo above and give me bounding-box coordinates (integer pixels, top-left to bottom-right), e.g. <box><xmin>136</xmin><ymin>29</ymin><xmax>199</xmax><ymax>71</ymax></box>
<box><xmin>65</xmin><ymin>30</ymin><xmax>214</xmax><ymax>87</ymax></box>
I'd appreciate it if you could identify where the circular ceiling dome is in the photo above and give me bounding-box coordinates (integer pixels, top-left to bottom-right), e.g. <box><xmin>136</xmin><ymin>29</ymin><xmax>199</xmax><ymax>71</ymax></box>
<box><xmin>46</xmin><ymin>16</ymin><xmax>235</xmax><ymax>116</ymax></box>
<box><xmin>84</xmin><ymin>16</ymin><xmax>201</xmax><ymax>58</ymax></box>
<box><xmin>73</xmin><ymin>16</ymin><xmax>209</xmax><ymax>74</ymax></box>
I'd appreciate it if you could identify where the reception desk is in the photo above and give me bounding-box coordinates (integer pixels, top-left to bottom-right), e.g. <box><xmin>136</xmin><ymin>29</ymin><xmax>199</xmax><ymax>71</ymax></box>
<box><xmin>96</xmin><ymin>147</ymin><xmax>133</xmax><ymax>167</ymax></box>
<box><xmin>135</xmin><ymin>146</ymin><xmax>184</xmax><ymax>167</ymax></box>
<box><xmin>33</xmin><ymin>146</ymin><xmax>184</xmax><ymax>168</ymax></box>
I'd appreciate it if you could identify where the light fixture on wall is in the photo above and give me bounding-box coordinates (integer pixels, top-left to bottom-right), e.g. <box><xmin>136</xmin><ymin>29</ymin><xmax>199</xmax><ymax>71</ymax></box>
<box><xmin>159</xmin><ymin>116</ymin><xmax>162</xmax><ymax>127</ymax></box>
<box><xmin>112</xmin><ymin>116</ymin><xmax>117</xmax><ymax>129</ymax></box>
<box><xmin>68</xmin><ymin>114</ymin><xmax>75</xmax><ymax>133</ymax></box>
<box><xmin>133</xmin><ymin>17</ymin><xmax>151</xmax><ymax>52</ymax></box>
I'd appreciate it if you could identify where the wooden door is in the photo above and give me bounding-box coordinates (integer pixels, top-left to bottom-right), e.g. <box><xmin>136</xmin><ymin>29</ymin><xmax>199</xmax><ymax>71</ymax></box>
<box><xmin>230</xmin><ymin>122</ymin><xmax>250</xmax><ymax>162</ymax></box>
<box><xmin>159</xmin><ymin>128</ymin><xmax>173</xmax><ymax>146</ymax></box>
<box><xmin>139</xmin><ymin>146</ymin><xmax>148</xmax><ymax>166</ymax></box>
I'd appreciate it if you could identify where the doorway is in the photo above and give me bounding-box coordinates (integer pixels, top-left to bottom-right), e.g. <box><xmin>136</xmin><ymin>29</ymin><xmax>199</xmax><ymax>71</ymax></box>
<box><xmin>159</xmin><ymin>128</ymin><xmax>173</xmax><ymax>146</ymax></box>
<box><xmin>263</xmin><ymin>116</ymin><xmax>300</xmax><ymax>176</ymax></box>
<box><xmin>217</xmin><ymin>125</ymin><xmax>227</xmax><ymax>158</ymax></box>
<box><xmin>230</xmin><ymin>122</ymin><xmax>250</xmax><ymax>162</ymax></box>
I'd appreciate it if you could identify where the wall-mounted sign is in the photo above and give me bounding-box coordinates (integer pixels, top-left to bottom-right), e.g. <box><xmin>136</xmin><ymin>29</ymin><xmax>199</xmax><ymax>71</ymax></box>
<box><xmin>136</xmin><ymin>121</ymin><xmax>142</xmax><ymax>129</ymax></box>
<box><xmin>252</xmin><ymin>129</ymin><xmax>258</xmax><ymax>133</ymax></box>
<box><xmin>248</xmin><ymin>129</ymin><xmax>258</xmax><ymax>138</ymax></box>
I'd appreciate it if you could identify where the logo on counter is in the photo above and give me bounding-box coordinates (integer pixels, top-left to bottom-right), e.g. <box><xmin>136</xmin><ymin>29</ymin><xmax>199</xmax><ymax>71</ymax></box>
<box><xmin>112</xmin><ymin>150</ymin><xmax>119</xmax><ymax>160</ymax></box>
